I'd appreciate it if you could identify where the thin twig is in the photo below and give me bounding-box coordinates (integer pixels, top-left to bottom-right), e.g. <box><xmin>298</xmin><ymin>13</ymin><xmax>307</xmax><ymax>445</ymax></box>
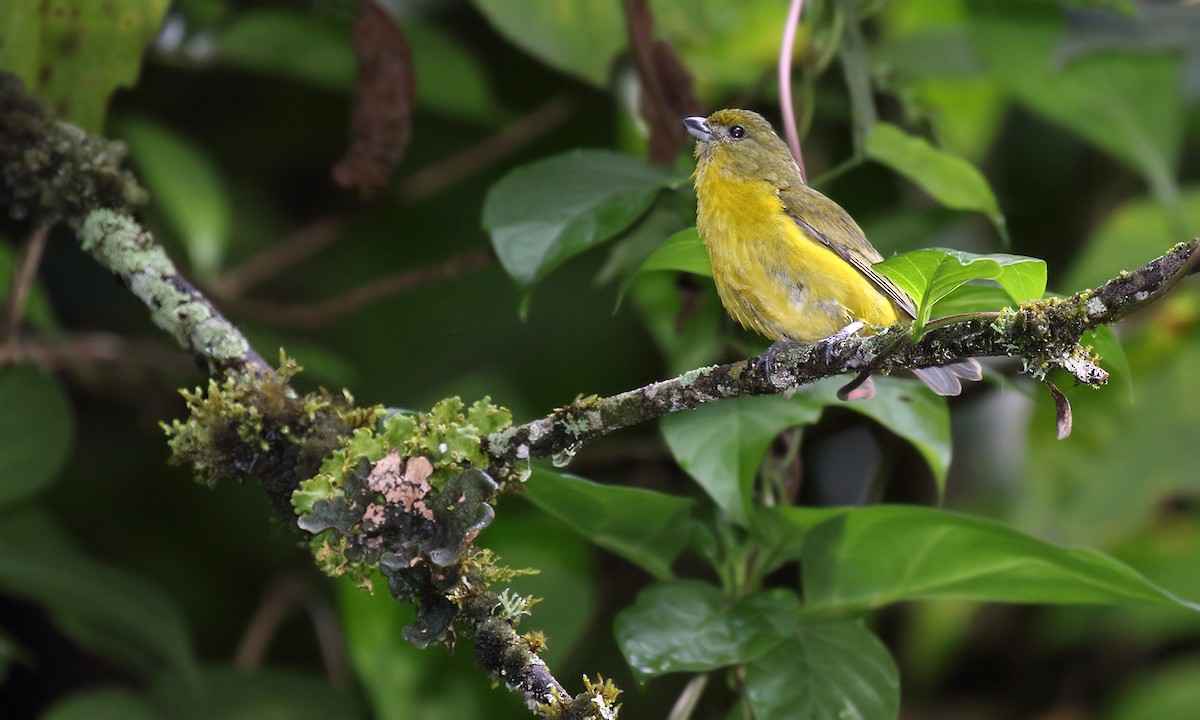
<box><xmin>666</xmin><ymin>674</ymin><xmax>709</xmax><ymax>720</ymax></box>
<box><xmin>395</xmin><ymin>96</ymin><xmax>576</xmax><ymax>203</ymax></box>
<box><xmin>235</xmin><ymin>575</ymin><xmax>351</xmax><ymax>687</ymax></box>
<box><xmin>1</xmin><ymin>224</ymin><xmax>50</xmax><ymax>356</ymax></box>
<box><xmin>0</xmin><ymin>331</ymin><xmax>194</xmax><ymax>376</ymax></box>
<box><xmin>778</xmin><ymin>0</ymin><xmax>807</xmax><ymax>179</ymax></box>
<box><xmin>233</xmin><ymin>246</ymin><xmax>493</xmax><ymax>327</ymax></box>
<box><xmin>211</xmin><ymin>216</ymin><xmax>345</xmax><ymax>300</ymax></box>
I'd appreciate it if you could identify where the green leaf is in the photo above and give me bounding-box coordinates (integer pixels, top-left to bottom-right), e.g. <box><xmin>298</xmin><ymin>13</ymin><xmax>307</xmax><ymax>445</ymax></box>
<box><xmin>115</xmin><ymin>116</ymin><xmax>232</xmax><ymax>280</ymax></box>
<box><xmin>928</xmin><ymin>284</ymin><xmax>1016</xmax><ymax>317</ymax></box>
<box><xmin>865</xmin><ymin>122</ymin><xmax>1006</xmax><ymax>237</ymax></box>
<box><xmin>0</xmin><ymin>508</ymin><xmax>198</xmax><ymax>680</ymax></box>
<box><xmin>970</xmin><ymin>0</ymin><xmax>1184</xmax><ymax>200</ymax></box>
<box><xmin>801</xmin><ymin>505</ymin><xmax>1200</xmax><ymax>613</ymax></box>
<box><xmin>0</xmin><ymin>365</ymin><xmax>73</xmax><ymax>507</ymax></box>
<box><xmin>631</xmin><ymin>227</ymin><xmax>712</xmax><ymax>279</ymax></box>
<box><xmin>215</xmin><ymin>9</ymin><xmax>354</xmax><ymax>92</ymax></box>
<box><xmin>523</xmin><ymin>468</ymin><xmax>692</xmax><ymax>580</ymax></box>
<box><xmin>818</xmin><ymin>377</ymin><xmax>951</xmax><ymax>496</ymax></box>
<box><xmin>614</xmin><ymin>581</ymin><xmax>800</xmax><ymax>680</ymax></box>
<box><xmin>470</xmin><ymin>0</ymin><xmax>625</xmax><ymax>86</ymax></box>
<box><xmin>744</xmin><ymin>620</ymin><xmax>900</xmax><ymax>720</ymax></box>
<box><xmin>876</xmin><ymin>248</ymin><xmax>1045</xmax><ymax>330</ymax></box>
<box><xmin>616</xmin><ymin>226</ymin><xmax>712</xmax><ymax>310</ymax></box>
<box><xmin>0</xmin><ymin>0</ymin><xmax>168</xmax><ymax>131</ymax></box>
<box><xmin>661</xmin><ymin>395</ymin><xmax>824</xmax><ymax>524</ymax></box>
<box><xmin>41</xmin><ymin>688</ymin><xmax>156</xmax><ymax>720</ymax></box>
<box><xmin>483</xmin><ymin>150</ymin><xmax>677</xmax><ymax>301</ymax></box>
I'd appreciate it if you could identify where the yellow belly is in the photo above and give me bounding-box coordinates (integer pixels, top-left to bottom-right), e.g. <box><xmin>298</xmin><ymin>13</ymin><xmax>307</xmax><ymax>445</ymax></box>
<box><xmin>696</xmin><ymin>176</ymin><xmax>900</xmax><ymax>343</ymax></box>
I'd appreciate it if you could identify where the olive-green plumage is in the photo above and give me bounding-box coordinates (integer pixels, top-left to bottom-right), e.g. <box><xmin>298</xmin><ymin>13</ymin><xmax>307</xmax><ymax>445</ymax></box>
<box><xmin>684</xmin><ymin>108</ymin><xmax>980</xmax><ymax>396</ymax></box>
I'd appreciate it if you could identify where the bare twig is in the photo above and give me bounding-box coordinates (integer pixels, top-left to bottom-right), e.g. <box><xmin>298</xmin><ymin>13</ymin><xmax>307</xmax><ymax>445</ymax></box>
<box><xmin>1</xmin><ymin>224</ymin><xmax>50</xmax><ymax>356</ymax></box>
<box><xmin>211</xmin><ymin>216</ymin><xmax>344</xmax><ymax>300</ymax></box>
<box><xmin>235</xmin><ymin>575</ymin><xmax>351</xmax><ymax>687</ymax></box>
<box><xmin>233</xmin><ymin>246</ymin><xmax>493</xmax><ymax>327</ymax></box>
<box><xmin>395</xmin><ymin>96</ymin><xmax>576</xmax><ymax>203</ymax></box>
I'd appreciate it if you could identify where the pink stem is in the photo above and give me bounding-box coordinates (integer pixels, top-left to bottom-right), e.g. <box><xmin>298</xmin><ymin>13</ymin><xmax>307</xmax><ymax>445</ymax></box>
<box><xmin>778</xmin><ymin>0</ymin><xmax>807</xmax><ymax>182</ymax></box>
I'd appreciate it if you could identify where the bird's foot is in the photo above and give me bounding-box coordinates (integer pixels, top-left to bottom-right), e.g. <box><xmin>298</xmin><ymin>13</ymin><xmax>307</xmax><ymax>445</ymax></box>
<box><xmin>759</xmin><ymin>341</ymin><xmax>804</xmax><ymax>377</ymax></box>
<box><xmin>814</xmin><ymin>321</ymin><xmax>866</xmax><ymax>365</ymax></box>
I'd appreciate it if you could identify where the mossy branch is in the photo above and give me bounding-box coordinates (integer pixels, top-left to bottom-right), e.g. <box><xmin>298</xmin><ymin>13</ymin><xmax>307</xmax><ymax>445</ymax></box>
<box><xmin>487</xmin><ymin>239</ymin><xmax>1200</xmax><ymax>465</ymax></box>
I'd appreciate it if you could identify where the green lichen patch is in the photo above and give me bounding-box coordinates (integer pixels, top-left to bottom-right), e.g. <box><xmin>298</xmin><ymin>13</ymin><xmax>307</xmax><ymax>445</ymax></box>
<box><xmin>291</xmin><ymin>396</ymin><xmax>515</xmax><ymax>647</ymax></box>
<box><xmin>162</xmin><ymin>356</ymin><xmax>380</xmax><ymax>513</ymax></box>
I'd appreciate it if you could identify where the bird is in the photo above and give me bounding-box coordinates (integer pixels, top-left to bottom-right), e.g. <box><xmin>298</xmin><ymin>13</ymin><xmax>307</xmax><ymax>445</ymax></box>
<box><xmin>683</xmin><ymin>108</ymin><xmax>981</xmax><ymax>397</ymax></box>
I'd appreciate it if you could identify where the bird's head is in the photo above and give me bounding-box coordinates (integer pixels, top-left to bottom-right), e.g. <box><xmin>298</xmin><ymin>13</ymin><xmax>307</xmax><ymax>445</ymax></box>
<box><xmin>683</xmin><ymin>109</ymin><xmax>801</xmax><ymax>185</ymax></box>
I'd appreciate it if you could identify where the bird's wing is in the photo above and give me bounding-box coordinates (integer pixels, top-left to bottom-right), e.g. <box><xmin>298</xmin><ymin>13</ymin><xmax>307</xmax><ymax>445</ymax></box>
<box><xmin>779</xmin><ymin>185</ymin><xmax>917</xmax><ymax>319</ymax></box>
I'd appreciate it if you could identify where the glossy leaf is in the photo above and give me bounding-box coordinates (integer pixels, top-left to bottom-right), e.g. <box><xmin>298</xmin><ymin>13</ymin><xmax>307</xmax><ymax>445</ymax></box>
<box><xmin>523</xmin><ymin>468</ymin><xmax>691</xmax><ymax>580</ymax></box>
<box><xmin>0</xmin><ymin>365</ymin><xmax>73</xmax><ymax>507</ymax></box>
<box><xmin>116</xmin><ymin>116</ymin><xmax>232</xmax><ymax>280</ymax></box>
<box><xmin>876</xmin><ymin>248</ymin><xmax>1045</xmax><ymax>330</ymax></box>
<box><xmin>801</xmin><ymin>505</ymin><xmax>1200</xmax><ymax>613</ymax></box>
<box><xmin>616</xmin><ymin>226</ymin><xmax>712</xmax><ymax>309</ymax></box>
<box><xmin>865</xmin><ymin>122</ymin><xmax>1005</xmax><ymax>236</ymax></box>
<box><xmin>614</xmin><ymin>581</ymin><xmax>800</xmax><ymax>680</ymax></box>
<box><xmin>928</xmin><ymin>284</ymin><xmax>1016</xmax><ymax>317</ymax></box>
<box><xmin>483</xmin><ymin>150</ymin><xmax>676</xmax><ymax>297</ymax></box>
<box><xmin>744</xmin><ymin>620</ymin><xmax>899</xmax><ymax>720</ymax></box>
<box><xmin>471</xmin><ymin>0</ymin><xmax>625</xmax><ymax>86</ymax></box>
<box><xmin>661</xmin><ymin>395</ymin><xmax>823</xmax><ymax>524</ymax></box>
<box><xmin>0</xmin><ymin>509</ymin><xmax>198</xmax><ymax>680</ymax></box>
<box><xmin>0</xmin><ymin>0</ymin><xmax>168</xmax><ymax>131</ymax></box>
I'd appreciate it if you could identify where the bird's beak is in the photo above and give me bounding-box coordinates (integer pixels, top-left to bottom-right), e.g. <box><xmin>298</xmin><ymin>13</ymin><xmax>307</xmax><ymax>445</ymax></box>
<box><xmin>683</xmin><ymin>116</ymin><xmax>712</xmax><ymax>142</ymax></box>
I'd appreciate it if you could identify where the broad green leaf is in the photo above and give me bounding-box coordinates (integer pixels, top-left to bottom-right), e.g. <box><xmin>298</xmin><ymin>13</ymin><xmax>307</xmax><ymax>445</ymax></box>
<box><xmin>661</xmin><ymin>395</ymin><xmax>824</xmax><ymax>524</ymax></box>
<box><xmin>483</xmin><ymin>150</ymin><xmax>676</xmax><ymax>297</ymax></box>
<box><xmin>115</xmin><ymin>116</ymin><xmax>232</xmax><ymax>280</ymax></box>
<box><xmin>970</xmin><ymin>0</ymin><xmax>1184</xmax><ymax>199</ymax></box>
<box><xmin>865</xmin><ymin>122</ymin><xmax>1006</xmax><ymax>236</ymax></box>
<box><xmin>1106</xmin><ymin>656</ymin><xmax>1200</xmax><ymax>720</ymax></box>
<box><xmin>215</xmin><ymin>10</ymin><xmax>354</xmax><ymax>91</ymax></box>
<box><xmin>1064</xmin><ymin>186</ymin><xmax>1200</xmax><ymax>293</ymax></box>
<box><xmin>41</xmin><ymin>688</ymin><xmax>156</xmax><ymax>720</ymax></box>
<box><xmin>809</xmin><ymin>376</ymin><xmax>952</xmax><ymax>496</ymax></box>
<box><xmin>750</xmin><ymin>506</ymin><xmax>852</xmax><ymax>577</ymax></box>
<box><xmin>523</xmin><ymin>468</ymin><xmax>692</xmax><ymax>580</ymax></box>
<box><xmin>616</xmin><ymin>226</ymin><xmax>712</xmax><ymax>309</ymax></box>
<box><xmin>0</xmin><ymin>0</ymin><xmax>168</xmax><ymax>131</ymax></box>
<box><xmin>148</xmin><ymin>666</ymin><xmax>363</xmax><ymax>720</ymax></box>
<box><xmin>928</xmin><ymin>284</ymin><xmax>1016</xmax><ymax>317</ymax></box>
<box><xmin>0</xmin><ymin>509</ymin><xmax>198</xmax><ymax>680</ymax></box>
<box><xmin>614</xmin><ymin>581</ymin><xmax>800</xmax><ymax>680</ymax></box>
<box><xmin>876</xmin><ymin>248</ymin><xmax>1044</xmax><ymax>329</ymax></box>
<box><xmin>471</xmin><ymin>0</ymin><xmax>625</xmax><ymax>86</ymax></box>
<box><xmin>632</xmin><ymin>227</ymin><xmax>713</xmax><ymax>279</ymax></box>
<box><xmin>801</xmin><ymin>505</ymin><xmax>1200</xmax><ymax>613</ymax></box>
<box><xmin>744</xmin><ymin>620</ymin><xmax>899</xmax><ymax>720</ymax></box>
<box><xmin>0</xmin><ymin>365</ymin><xmax>73</xmax><ymax>507</ymax></box>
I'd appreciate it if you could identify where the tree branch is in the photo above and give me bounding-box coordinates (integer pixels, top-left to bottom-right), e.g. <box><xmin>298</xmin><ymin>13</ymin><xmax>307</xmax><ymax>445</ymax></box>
<box><xmin>487</xmin><ymin>240</ymin><xmax>1200</xmax><ymax>465</ymax></box>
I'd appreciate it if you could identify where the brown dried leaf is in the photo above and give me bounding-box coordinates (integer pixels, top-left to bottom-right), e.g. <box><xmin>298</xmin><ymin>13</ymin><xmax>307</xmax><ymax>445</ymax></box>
<box><xmin>331</xmin><ymin>0</ymin><xmax>416</xmax><ymax>197</ymax></box>
<box><xmin>1047</xmin><ymin>381</ymin><xmax>1073</xmax><ymax>440</ymax></box>
<box><xmin>623</xmin><ymin>0</ymin><xmax>702</xmax><ymax>164</ymax></box>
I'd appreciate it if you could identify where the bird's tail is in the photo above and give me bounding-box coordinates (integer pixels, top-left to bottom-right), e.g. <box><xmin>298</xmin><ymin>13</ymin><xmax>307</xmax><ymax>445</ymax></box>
<box><xmin>913</xmin><ymin>359</ymin><xmax>983</xmax><ymax>397</ymax></box>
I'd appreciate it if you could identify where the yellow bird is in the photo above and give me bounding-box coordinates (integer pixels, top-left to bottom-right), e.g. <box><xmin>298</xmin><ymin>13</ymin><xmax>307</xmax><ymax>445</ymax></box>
<box><xmin>683</xmin><ymin>108</ymin><xmax>980</xmax><ymax>396</ymax></box>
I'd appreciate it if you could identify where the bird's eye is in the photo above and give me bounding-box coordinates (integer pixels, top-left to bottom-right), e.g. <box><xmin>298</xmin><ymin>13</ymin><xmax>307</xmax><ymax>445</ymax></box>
<box><xmin>729</xmin><ymin>125</ymin><xmax>746</xmax><ymax>139</ymax></box>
